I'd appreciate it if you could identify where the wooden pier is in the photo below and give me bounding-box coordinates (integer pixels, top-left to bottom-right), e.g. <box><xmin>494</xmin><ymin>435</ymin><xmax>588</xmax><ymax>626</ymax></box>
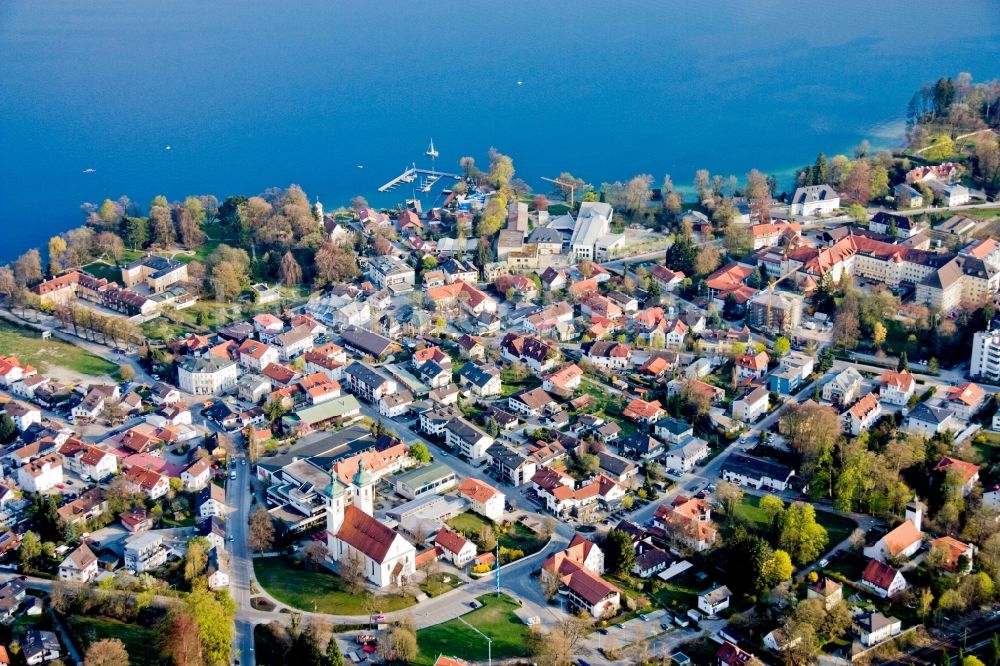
<box><xmin>378</xmin><ymin>166</ymin><xmax>461</xmax><ymax>192</ymax></box>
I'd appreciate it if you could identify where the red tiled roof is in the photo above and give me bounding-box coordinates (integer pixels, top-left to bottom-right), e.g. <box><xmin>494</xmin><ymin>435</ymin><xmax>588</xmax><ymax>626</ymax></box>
<box><xmin>848</xmin><ymin>392</ymin><xmax>880</xmax><ymax>420</ymax></box>
<box><xmin>880</xmin><ymin>370</ymin><xmax>914</xmax><ymax>393</ymax></box>
<box><xmin>433</xmin><ymin>528</ymin><xmax>471</xmax><ymax>555</ymax></box>
<box><xmin>934</xmin><ymin>456</ymin><xmax>980</xmax><ymax>483</ymax></box>
<box><xmin>458</xmin><ymin>478</ymin><xmax>501</xmax><ymax>504</ymax></box>
<box><xmin>947</xmin><ymin>382</ymin><xmax>985</xmax><ymax>407</ymax></box>
<box><xmin>337</xmin><ymin>505</ymin><xmax>399</xmax><ymax>564</ymax></box>
<box><xmin>862</xmin><ymin>559</ymin><xmax>902</xmax><ymax>591</ymax></box>
<box><xmin>705</xmin><ymin>263</ymin><xmax>754</xmax><ymax>293</ymax></box>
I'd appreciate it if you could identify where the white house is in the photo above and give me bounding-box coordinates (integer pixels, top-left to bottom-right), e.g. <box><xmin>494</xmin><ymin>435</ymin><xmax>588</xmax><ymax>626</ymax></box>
<box><xmin>823</xmin><ymin>367</ymin><xmax>864</xmax><ymax>406</ymax></box>
<box><xmin>273</xmin><ymin>325</ymin><xmax>316</xmax><ymax>361</ymax></box>
<box><xmin>904</xmin><ymin>403</ymin><xmax>956</xmax><ymax>437</ymax></box>
<box><xmin>732</xmin><ymin>387</ymin><xmax>769</xmax><ymax>424</ymax></box>
<box><xmin>197</xmin><ymin>485</ymin><xmax>232</xmax><ymax>519</ymax></box>
<box><xmin>238</xmin><ymin>339</ymin><xmax>279</xmax><ymax>371</ymax></box>
<box><xmin>181</xmin><ymin>458</ymin><xmax>212</xmax><ymax>492</ymax></box>
<box><xmin>58</xmin><ymin>543</ymin><xmax>99</xmax><ymax>583</ymax></box>
<box><xmin>861</xmin><ymin>560</ymin><xmax>908</xmax><ymax>598</ymax></box>
<box><xmin>4</xmin><ymin>400</ymin><xmax>41</xmax><ymax>432</ymax></box>
<box><xmin>879</xmin><ymin>370</ymin><xmax>915</xmax><ymax>406</ymax></box>
<box><xmin>665</xmin><ymin>438</ymin><xmax>709</xmax><ymax>473</ymax></box>
<box><xmin>457</xmin><ymin>478</ymin><xmax>505</xmax><ymax>522</ymax></box>
<box><xmin>697</xmin><ymin>584</ymin><xmax>731</xmax><ymax>617</ymax></box>
<box><xmin>434</xmin><ymin>528</ymin><xmax>477</xmax><ymax>567</ymax></box>
<box><xmin>206</xmin><ymin>549</ymin><xmax>230</xmax><ymax>590</ymax></box>
<box><xmin>444</xmin><ymin>418</ymin><xmax>493</xmax><ymax>462</ymax></box>
<box><xmin>124</xmin><ymin>532</ymin><xmax>169</xmax><ymax>573</ymax></box>
<box><xmin>842</xmin><ymin>392</ymin><xmax>881</xmax><ymax>436</ymax></box>
<box><xmin>790</xmin><ymin>184</ymin><xmax>840</xmax><ymax>216</ymax></box>
<box><xmin>178</xmin><ymin>356</ymin><xmax>240</xmax><ymax>396</ymax></box>
<box><xmin>17</xmin><ymin>454</ymin><xmax>63</xmax><ymax>493</ymax></box>
<box><xmin>859</xmin><ymin>612</ymin><xmax>902</xmax><ymax>647</ymax></box>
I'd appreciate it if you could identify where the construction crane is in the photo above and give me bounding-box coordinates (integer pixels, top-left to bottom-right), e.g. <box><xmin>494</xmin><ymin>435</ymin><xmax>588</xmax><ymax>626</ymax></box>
<box><xmin>540</xmin><ymin>176</ymin><xmax>578</xmax><ymax>208</ymax></box>
<box><xmin>763</xmin><ymin>266</ymin><xmax>801</xmax><ymax>333</ymax></box>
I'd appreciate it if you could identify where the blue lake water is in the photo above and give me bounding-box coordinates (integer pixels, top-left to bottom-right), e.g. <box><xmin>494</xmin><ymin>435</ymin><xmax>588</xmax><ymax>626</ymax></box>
<box><xmin>1</xmin><ymin>1</ymin><xmax>998</xmax><ymax>261</ymax></box>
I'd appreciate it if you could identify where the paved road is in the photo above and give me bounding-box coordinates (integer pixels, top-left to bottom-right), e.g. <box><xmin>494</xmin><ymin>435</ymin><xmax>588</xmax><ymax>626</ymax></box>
<box><xmin>228</xmin><ymin>455</ymin><xmax>256</xmax><ymax>666</ymax></box>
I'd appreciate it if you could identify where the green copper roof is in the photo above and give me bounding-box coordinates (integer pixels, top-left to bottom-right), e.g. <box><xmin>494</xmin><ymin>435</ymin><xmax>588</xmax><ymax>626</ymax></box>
<box><xmin>352</xmin><ymin>458</ymin><xmax>373</xmax><ymax>487</ymax></box>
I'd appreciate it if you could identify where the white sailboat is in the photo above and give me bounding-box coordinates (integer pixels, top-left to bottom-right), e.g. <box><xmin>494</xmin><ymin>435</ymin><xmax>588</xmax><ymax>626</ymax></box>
<box><xmin>425</xmin><ymin>138</ymin><xmax>439</xmax><ymax>159</ymax></box>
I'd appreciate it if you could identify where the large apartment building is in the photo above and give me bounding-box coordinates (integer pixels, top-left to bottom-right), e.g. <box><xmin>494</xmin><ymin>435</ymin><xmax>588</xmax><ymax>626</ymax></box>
<box><xmin>971</xmin><ymin>329</ymin><xmax>1000</xmax><ymax>382</ymax></box>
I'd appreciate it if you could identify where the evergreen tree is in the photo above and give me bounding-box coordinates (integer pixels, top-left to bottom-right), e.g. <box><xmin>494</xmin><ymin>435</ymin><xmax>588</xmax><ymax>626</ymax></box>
<box><xmin>665</xmin><ymin>233</ymin><xmax>698</xmax><ymax>276</ymax></box>
<box><xmin>0</xmin><ymin>414</ymin><xmax>16</xmax><ymax>444</ymax></box>
<box><xmin>327</xmin><ymin>634</ymin><xmax>345</xmax><ymax>666</ymax></box>
<box><xmin>814</xmin><ymin>153</ymin><xmax>828</xmax><ymax>185</ymax></box>
<box><xmin>899</xmin><ymin>351</ymin><xmax>909</xmax><ymax>372</ymax></box>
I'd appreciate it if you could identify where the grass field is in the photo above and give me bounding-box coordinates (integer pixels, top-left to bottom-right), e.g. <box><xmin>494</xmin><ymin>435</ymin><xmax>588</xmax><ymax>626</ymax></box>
<box><xmin>0</xmin><ymin>321</ymin><xmax>122</xmax><ymax>379</ymax></box>
<box><xmin>67</xmin><ymin>616</ymin><xmax>161</xmax><ymax>666</ymax></box>
<box><xmin>650</xmin><ymin>570</ymin><xmax>702</xmax><ymax>611</ymax></box>
<box><xmin>419</xmin><ymin>571</ymin><xmax>464</xmax><ymax>598</ymax></box>
<box><xmin>81</xmin><ymin>261</ymin><xmax>122</xmax><ymax>283</ymax></box>
<box><xmin>447</xmin><ymin>512</ymin><xmax>546</xmax><ymax>555</ymax></box>
<box><xmin>736</xmin><ymin>495</ymin><xmax>857</xmax><ymax>555</ymax></box>
<box><xmin>579</xmin><ymin>380</ymin><xmax>638</xmax><ymax>436</ymax></box>
<box><xmin>253</xmin><ymin>557</ymin><xmax>416</xmax><ymax>614</ymax></box>
<box><xmin>415</xmin><ymin>594</ymin><xmax>530</xmax><ymax>666</ymax></box>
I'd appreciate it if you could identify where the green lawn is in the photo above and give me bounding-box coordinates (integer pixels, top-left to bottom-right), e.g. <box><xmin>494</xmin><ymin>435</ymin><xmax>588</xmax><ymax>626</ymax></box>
<box><xmin>415</xmin><ymin>594</ymin><xmax>531</xmax><ymax>666</ymax></box>
<box><xmin>650</xmin><ymin>571</ymin><xmax>702</xmax><ymax>611</ymax></box>
<box><xmin>420</xmin><ymin>571</ymin><xmax>464</xmax><ymax>598</ymax></box>
<box><xmin>579</xmin><ymin>380</ymin><xmax>637</xmax><ymax>436</ymax></box>
<box><xmin>253</xmin><ymin>557</ymin><xmax>416</xmax><ymax>614</ymax></box>
<box><xmin>447</xmin><ymin>512</ymin><xmax>546</xmax><ymax>556</ymax></box>
<box><xmin>736</xmin><ymin>495</ymin><xmax>857</xmax><ymax>555</ymax></box>
<box><xmin>67</xmin><ymin>616</ymin><xmax>161</xmax><ymax>666</ymax></box>
<box><xmin>0</xmin><ymin>321</ymin><xmax>123</xmax><ymax>379</ymax></box>
<box><xmin>972</xmin><ymin>430</ymin><xmax>1000</xmax><ymax>469</ymax></box>
<box><xmin>81</xmin><ymin>260</ymin><xmax>122</xmax><ymax>283</ymax></box>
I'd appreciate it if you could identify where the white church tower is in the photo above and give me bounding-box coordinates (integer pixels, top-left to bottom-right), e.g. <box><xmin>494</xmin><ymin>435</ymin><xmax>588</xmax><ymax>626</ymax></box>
<box><xmin>905</xmin><ymin>497</ymin><xmax>923</xmax><ymax>532</ymax></box>
<box><xmin>325</xmin><ymin>468</ymin><xmax>347</xmax><ymax>552</ymax></box>
<box><xmin>351</xmin><ymin>459</ymin><xmax>375</xmax><ymax>516</ymax></box>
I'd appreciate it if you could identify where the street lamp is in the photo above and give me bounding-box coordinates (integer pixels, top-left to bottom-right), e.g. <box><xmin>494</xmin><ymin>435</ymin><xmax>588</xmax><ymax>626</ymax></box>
<box><xmin>456</xmin><ymin>616</ymin><xmax>492</xmax><ymax>666</ymax></box>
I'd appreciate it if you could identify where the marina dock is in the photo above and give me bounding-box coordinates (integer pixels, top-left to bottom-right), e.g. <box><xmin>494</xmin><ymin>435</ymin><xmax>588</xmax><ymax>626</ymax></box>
<box><xmin>378</xmin><ymin>166</ymin><xmax>462</xmax><ymax>193</ymax></box>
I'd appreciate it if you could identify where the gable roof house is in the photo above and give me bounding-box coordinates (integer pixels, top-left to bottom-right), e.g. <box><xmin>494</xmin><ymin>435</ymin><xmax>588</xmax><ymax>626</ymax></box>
<box><xmin>500</xmin><ymin>333</ymin><xmax>559</xmax><ymax>372</ymax></box>
<box><xmin>584</xmin><ymin>341</ymin><xmax>632</xmax><ymax>371</ymax></box>
<box><xmin>860</xmin><ymin>559</ymin><xmax>907</xmax><ymax>598</ymax></box>
<box><xmin>507</xmin><ymin>387</ymin><xmax>557</xmax><ymax>418</ymax></box>
<box><xmin>878</xmin><ymin>369</ymin><xmax>915</xmax><ymax>406</ymax></box>
<box><xmin>841</xmin><ymin>392</ymin><xmax>881</xmax><ymax>436</ymax></box>
<box><xmin>732</xmin><ymin>386</ymin><xmax>770</xmax><ymax>424</ymax></box>
<box><xmin>622</xmin><ymin>398</ymin><xmax>665</xmax><ymax>425</ymax></box>
<box><xmin>823</xmin><ymin>367</ymin><xmax>865</xmax><ymax>407</ymax></box>
<box><xmin>934</xmin><ymin>456</ymin><xmax>980</xmax><ymax>497</ymax></box>
<box><xmin>790</xmin><ymin>184</ymin><xmax>840</xmax><ymax>216</ymax></box>
<box><xmin>486</xmin><ymin>443</ymin><xmax>536</xmax><ymax>486</ymax></box>
<box><xmin>653</xmin><ymin>496</ymin><xmax>717</xmax><ymax>552</ymax></box>
<box><xmin>59</xmin><ymin>543</ymin><xmax>98</xmax><ymax>583</ymax></box>
<box><xmin>540</xmin><ymin>536</ymin><xmax>620</xmax><ymax>618</ymax></box>
<box><xmin>457</xmin><ymin>363</ymin><xmax>502</xmax><ymax>397</ymax></box>
<box><xmin>720</xmin><ymin>453</ymin><xmax>794</xmax><ymax>491</ymax></box>
<box><xmin>457</xmin><ymin>478</ymin><xmax>505</xmax><ymax>522</ymax></box>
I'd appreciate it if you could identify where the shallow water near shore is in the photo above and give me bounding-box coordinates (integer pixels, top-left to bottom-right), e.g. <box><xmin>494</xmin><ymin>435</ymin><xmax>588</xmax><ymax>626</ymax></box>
<box><xmin>1</xmin><ymin>0</ymin><xmax>998</xmax><ymax>260</ymax></box>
